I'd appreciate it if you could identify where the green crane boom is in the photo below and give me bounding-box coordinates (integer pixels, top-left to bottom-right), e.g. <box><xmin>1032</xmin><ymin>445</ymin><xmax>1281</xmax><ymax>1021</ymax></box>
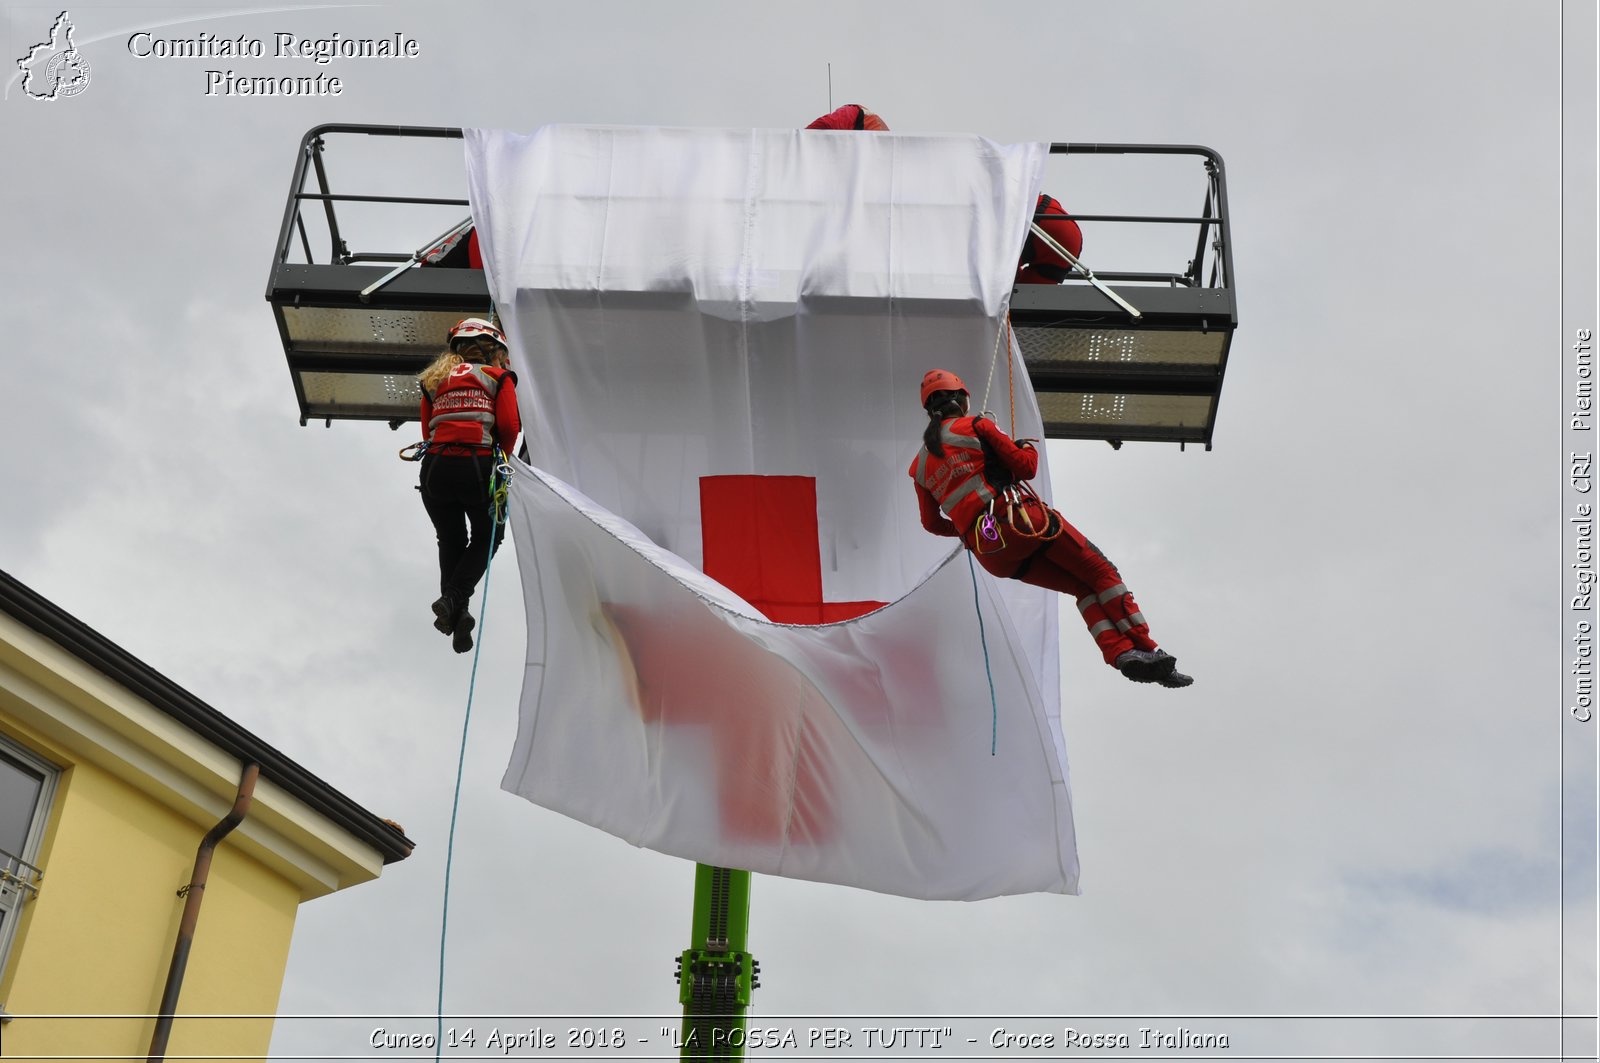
<box><xmin>675</xmin><ymin>864</ymin><xmax>760</xmax><ymax>1060</ymax></box>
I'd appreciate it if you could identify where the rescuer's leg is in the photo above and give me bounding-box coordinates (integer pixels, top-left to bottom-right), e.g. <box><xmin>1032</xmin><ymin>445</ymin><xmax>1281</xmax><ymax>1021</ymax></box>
<box><xmin>1035</xmin><ymin>520</ymin><xmax>1160</xmax><ymax>655</ymax></box>
<box><xmin>1036</xmin><ymin>531</ymin><xmax>1192</xmax><ymax>686</ymax></box>
<box><xmin>420</xmin><ymin>456</ymin><xmax>470</xmax><ymax>635</ymax></box>
<box><xmin>448</xmin><ymin>457</ymin><xmax>499</xmax><ymax>592</ymax></box>
<box><xmin>975</xmin><ymin>503</ymin><xmax>1192</xmax><ymax>686</ymax></box>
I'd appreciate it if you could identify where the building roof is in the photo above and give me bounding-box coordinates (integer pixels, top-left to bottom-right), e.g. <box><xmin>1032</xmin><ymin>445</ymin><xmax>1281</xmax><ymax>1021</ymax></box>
<box><xmin>0</xmin><ymin>567</ymin><xmax>413</xmax><ymax>865</ymax></box>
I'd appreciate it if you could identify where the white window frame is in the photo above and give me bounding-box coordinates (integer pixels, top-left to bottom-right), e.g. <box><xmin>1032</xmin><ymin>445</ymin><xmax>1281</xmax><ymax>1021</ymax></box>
<box><xmin>0</xmin><ymin>735</ymin><xmax>59</xmax><ymax>988</ymax></box>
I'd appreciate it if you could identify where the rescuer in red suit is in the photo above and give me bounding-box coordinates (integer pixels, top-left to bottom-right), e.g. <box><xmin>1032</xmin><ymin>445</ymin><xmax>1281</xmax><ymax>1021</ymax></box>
<box><xmin>806</xmin><ymin>103</ymin><xmax>890</xmax><ymax>131</ymax></box>
<box><xmin>1015</xmin><ymin>193</ymin><xmax>1084</xmax><ymax>285</ymax></box>
<box><xmin>909</xmin><ymin>369</ymin><xmax>1192</xmax><ymax>687</ymax></box>
<box><xmin>417</xmin><ymin>318</ymin><xmax>522</xmax><ymax>653</ymax></box>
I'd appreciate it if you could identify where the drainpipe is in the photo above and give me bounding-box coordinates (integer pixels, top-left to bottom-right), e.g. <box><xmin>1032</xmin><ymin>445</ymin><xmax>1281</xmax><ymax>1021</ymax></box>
<box><xmin>147</xmin><ymin>762</ymin><xmax>260</xmax><ymax>1063</ymax></box>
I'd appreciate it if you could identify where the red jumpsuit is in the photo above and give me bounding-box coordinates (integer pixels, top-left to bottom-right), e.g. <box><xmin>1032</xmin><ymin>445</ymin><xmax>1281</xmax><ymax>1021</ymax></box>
<box><xmin>909</xmin><ymin>416</ymin><xmax>1159</xmax><ymax>666</ymax></box>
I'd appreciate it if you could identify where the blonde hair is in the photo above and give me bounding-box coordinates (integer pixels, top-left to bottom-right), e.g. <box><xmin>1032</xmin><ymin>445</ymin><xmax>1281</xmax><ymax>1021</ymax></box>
<box><xmin>418</xmin><ymin>349</ymin><xmax>465</xmax><ymax>396</ymax></box>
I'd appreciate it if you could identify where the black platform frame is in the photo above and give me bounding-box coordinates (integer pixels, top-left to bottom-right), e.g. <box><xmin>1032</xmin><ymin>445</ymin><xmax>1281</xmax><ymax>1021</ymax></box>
<box><xmin>267</xmin><ymin>126</ymin><xmax>1235</xmax><ymax>445</ymax></box>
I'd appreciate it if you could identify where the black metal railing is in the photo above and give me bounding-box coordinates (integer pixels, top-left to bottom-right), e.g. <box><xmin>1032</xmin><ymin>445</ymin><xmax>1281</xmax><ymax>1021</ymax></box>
<box><xmin>270</xmin><ymin>128</ymin><xmax>1232</xmax><ymax>296</ymax></box>
<box><xmin>1042</xmin><ymin>143</ymin><xmax>1232</xmax><ymax>296</ymax></box>
<box><xmin>270</xmin><ymin>124</ymin><xmax>468</xmax><ymax>274</ymax></box>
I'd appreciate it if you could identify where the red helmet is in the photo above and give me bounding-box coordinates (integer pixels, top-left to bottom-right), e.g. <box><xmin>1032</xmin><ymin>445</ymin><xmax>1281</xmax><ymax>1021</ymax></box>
<box><xmin>919</xmin><ymin>369</ymin><xmax>967</xmax><ymax>407</ymax></box>
<box><xmin>448</xmin><ymin>317</ymin><xmax>506</xmax><ymax>349</ymax></box>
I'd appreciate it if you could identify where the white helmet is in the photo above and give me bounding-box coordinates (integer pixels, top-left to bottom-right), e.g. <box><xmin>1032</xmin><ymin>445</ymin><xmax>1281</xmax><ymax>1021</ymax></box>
<box><xmin>448</xmin><ymin>317</ymin><xmax>506</xmax><ymax>349</ymax></box>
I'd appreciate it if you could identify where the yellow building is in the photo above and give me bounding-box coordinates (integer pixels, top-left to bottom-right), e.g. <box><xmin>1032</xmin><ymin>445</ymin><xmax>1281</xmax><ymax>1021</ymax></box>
<box><xmin>0</xmin><ymin>569</ymin><xmax>413</xmax><ymax>1060</ymax></box>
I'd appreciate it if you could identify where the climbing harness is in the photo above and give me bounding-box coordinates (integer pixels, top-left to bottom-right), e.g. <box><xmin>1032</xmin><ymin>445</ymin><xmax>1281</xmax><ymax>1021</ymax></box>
<box><xmin>399</xmin><ymin>440</ymin><xmax>428</xmax><ymax>462</ymax></box>
<box><xmin>974</xmin><ymin>512</ymin><xmax>1005</xmax><ymax>554</ymax></box>
<box><xmin>489</xmin><ymin>448</ymin><xmax>513</xmax><ymax>527</ymax></box>
<box><xmin>995</xmin><ymin>481</ymin><xmax>1060</xmax><ymax>541</ymax></box>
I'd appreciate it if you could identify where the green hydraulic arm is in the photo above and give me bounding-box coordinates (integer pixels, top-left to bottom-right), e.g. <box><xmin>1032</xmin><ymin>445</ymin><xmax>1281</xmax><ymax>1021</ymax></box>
<box><xmin>675</xmin><ymin>864</ymin><xmax>760</xmax><ymax>1060</ymax></box>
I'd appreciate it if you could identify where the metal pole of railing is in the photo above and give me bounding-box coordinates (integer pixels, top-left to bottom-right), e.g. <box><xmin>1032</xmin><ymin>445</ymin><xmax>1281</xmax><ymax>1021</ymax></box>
<box><xmin>1205</xmin><ymin>155</ymin><xmax>1234</xmax><ymax>292</ymax></box>
<box><xmin>359</xmin><ymin>216</ymin><xmax>476</xmax><ymax>302</ymax></box>
<box><xmin>307</xmin><ymin>138</ymin><xmax>346</xmax><ymax>263</ymax></box>
<box><xmin>1029</xmin><ymin>222</ymin><xmax>1142</xmax><ymax>319</ymax></box>
<box><xmin>293</xmin><ymin>193</ymin><xmax>471</xmax><ymax>206</ymax></box>
<box><xmin>268</xmin><ymin>133</ymin><xmax>319</xmax><ymax>275</ymax></box>
<box><xmin>1188</xmin><ymin>184</ymin><xmax>1215</xmax><ymax>288</ymax></box>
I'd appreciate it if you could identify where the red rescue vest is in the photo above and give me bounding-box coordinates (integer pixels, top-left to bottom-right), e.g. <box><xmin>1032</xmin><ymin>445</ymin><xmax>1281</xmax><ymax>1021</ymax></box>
<box><xmin>909</xmin><ymin>416</ymin><xmax>1003</xmax><ymax>533</ymax></box>
<box><xmin>425</xmin><ymin>363</ymin><xmax>510</xmax><ymax>449</ymax></box>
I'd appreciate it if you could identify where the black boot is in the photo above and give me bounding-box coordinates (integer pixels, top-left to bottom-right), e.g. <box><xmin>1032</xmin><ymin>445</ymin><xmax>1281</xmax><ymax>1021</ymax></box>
<box><xmin>1115</xmin><ymin>648</ymin><xmax>1164</xmax><ymax>683</ymax></box>
<box><xmin>1146</xmin><ymin>648</ymin><xmax>1194</xmax><ymax>689</ymax></box>
<box><xmin>431</xmin><ymin>594</ymin><xmax>458</xmax><ymax>635</ymax></box>
<box><xmin>451</xmin><ymin>610</ymin><xmax>475</xmax><ymax>654</ymax></box>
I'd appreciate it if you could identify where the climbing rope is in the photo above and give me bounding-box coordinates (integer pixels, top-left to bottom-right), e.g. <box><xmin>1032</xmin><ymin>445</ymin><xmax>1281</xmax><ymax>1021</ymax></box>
<box><xmin>978</xmin><ymin>314</ymin><xmax>1007</xmax><ymax>418</ymax></box>
<box><xmin>978</xmin><ymin>314</ymin><xmax>1023</xmax><ymax>433</ymax></box>
<box><xmin>1005</xmin><ymin>317</ymin><xmax>1017</xmax><ymax>436</ymax></box>
<box><xmin>969</xmin><ymin>312</ymin><xmax>1022</xmax><ymax>757</ymax></box>
<box><xmin>966</xmin><ymin>552</ymin><xmax>1000</xmax><ymax>757</ymax></box>
<box><xmin>434</xmin><ymin>455</ymin><xmax>511</xmax><ymax>1061</ymax></box>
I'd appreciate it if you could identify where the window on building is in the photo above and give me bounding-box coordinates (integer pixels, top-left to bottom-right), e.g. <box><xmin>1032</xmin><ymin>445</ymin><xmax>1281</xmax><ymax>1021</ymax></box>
<box><xmin>0</xmin><ymin>738</ymin><xmax>57</xmax><ymax>980</ymax></box>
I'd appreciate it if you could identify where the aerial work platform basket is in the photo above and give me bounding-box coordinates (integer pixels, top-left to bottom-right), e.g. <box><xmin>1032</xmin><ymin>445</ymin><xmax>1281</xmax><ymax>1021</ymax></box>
<box><xmin>266</xmin><ymin>125</ymin><xmax>1235</xmax><ymax>447</ymax></box>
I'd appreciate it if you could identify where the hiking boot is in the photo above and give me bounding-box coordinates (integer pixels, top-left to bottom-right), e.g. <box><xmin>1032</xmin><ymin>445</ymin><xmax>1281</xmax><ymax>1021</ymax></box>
<box><xmin>1158</xmin><ymin>667</ymin><xmax>1195</xmax><ymax>688</ymax></box>
<box><xmin>1115</xmin><ymin>648</ymin><xmax>1165</xmax><ymax>683</ymax></box>
<box><xmin>431</xmin><ymin>595</ymin><xmax>457</xmax><ymax>634</ymax></box>
<box><xmin>451</xmin><ymin>611</ymin><xmax>475</xmax><ymax>654</ymax></box>
<box><xmin>1144</xmin><ymin>648</ymin><xmax>1194</xmax><ymax>689</ymax></box>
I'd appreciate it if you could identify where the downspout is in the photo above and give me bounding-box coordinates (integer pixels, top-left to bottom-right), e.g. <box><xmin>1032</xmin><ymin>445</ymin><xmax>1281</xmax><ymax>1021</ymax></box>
<box><xmin>147</xmin><ymin>762</ymin><xmax>260</xmax><ymax>1063</ymax></box>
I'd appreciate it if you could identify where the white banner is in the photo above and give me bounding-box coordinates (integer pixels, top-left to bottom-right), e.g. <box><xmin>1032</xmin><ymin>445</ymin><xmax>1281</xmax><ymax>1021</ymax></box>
<box><xmin>466</xmin><ymin>124</ymin><xmax>1076</xmax><ymax>898</ymax></box>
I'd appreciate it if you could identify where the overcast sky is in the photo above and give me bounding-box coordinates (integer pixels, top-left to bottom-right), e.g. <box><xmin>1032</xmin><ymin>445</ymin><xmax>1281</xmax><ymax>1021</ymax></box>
<box><xmin>2</xmin><ymin>1</ymin><xmax>1594</xmax><ymax>1059</ymax></box>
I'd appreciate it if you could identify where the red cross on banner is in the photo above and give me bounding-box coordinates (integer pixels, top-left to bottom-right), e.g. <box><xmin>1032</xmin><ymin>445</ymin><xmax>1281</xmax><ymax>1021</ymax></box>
<box><xmin>598</xmin><ymin>476</ymin><xmax>886</xmax><ymax>845</ymax></box>
<box><xmin>699</xmin><ymin>476</ymin><xmax>885</xmax><ymax>625</ymax></box>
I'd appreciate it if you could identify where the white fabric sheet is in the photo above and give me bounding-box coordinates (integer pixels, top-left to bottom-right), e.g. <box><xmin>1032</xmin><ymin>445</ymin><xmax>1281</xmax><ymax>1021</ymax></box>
<box><xmin>465</xmin><ymin>125</ymin><xmax>1077</xmax><ymax>898</ymax></box>
<box><xmin>504</xmin><ymin>464</ymin><xmax>1078</xmax><ymax>899</ymax></box>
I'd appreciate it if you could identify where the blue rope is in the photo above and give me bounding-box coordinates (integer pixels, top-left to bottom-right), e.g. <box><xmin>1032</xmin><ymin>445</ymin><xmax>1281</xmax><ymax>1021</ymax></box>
<box><xmin>966</xmin><ymin>552</ymin><xmax>999</xmax><ymax>756</ymax></box>
<box><xmin>435</xmin><ymin>460</ymin><xmax>509</xmax><ymax>1060</ymax></box>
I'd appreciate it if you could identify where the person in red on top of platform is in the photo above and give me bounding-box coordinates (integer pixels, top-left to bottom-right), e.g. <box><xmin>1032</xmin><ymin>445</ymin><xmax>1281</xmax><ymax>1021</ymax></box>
<box><xmin>806</xmin><ymin>103</ymin><xmax>890</xmax><ymax>131</ymax></box>
<box><xmin>416</xmin><ymin>317</ymin><xmax>522</xmax><ymax>654</ymax></box>
<box><xmin>1015</xmin><ymin>192</ymin><xmax>1084</xmax><ymax>285</ymax></box>
<box><xmin>909</xmin><ymin>369</ymin><xmax>1192</xmax><ymax>688</ymax></box>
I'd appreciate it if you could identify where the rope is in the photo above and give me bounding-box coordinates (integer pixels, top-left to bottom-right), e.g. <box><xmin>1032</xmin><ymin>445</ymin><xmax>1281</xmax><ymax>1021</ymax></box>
<box><xmin>973</xmin><ymin>315</ymin><xmax>1023</xmax><ymax>757</ymax></box>
<box><xmin>978</xmin><ymin>315</ymin><xmax>1008</xmax><ymax>414</ymax></box>
<box><xmin>434</xmin><ymin>456</ymin><xmax>511</xmax><ymax>1061</ymax></box>
<box><xmin>1005</xmin><ymin>317</ymin><xmax>1017</xmax><ymax>436</ymax></box>
<box><xmin>966</xmin><ymin>552</ymin><xmax>999</xmax><ymax>757</ymax></box>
